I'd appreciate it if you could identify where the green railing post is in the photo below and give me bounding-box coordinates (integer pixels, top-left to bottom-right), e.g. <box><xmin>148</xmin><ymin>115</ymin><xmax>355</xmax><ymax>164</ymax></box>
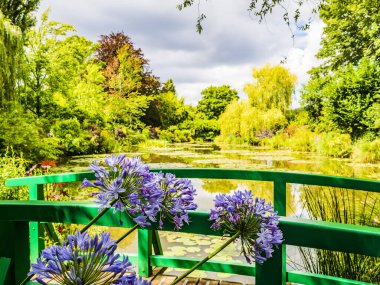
<box><xmin>138</xmin><ymin>229</ymin><xmax>152</xmax><ymax>277</ymax></box>
<box><xmin>256</xmin><ymin>180</ymin><xmax>287</xmax><ymax>285</ymax></box>
<box><xmin>29</xmin><ymin>184</ymin><xmax>44</xmax><ymax>263</ymax></box>
<box><xmin>0</xmin><ymin>221</ymin><xmax>30</xmax><ymax>284</ymax></box>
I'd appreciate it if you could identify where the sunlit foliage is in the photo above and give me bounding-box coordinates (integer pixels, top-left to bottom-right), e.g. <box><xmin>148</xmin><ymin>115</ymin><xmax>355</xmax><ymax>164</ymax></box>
<box><xmin>244</xmin><ymin>64</ymin><xmax>297</xmax><ymax>113</ymax></box>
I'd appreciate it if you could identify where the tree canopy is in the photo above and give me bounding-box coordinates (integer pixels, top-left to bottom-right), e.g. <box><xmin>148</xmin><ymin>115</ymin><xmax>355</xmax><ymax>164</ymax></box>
<box><xmin>0</xmin><ymin>0</ymin><xmax>40</xmax><ymax>32</ymax></box>
<box><xmin>244</xmin><ymin>64</ymin><xmax>296</xmax><ymax>113</ymax></box>
<box><xmin>316</xmin><ymin>0</ymin><xmax>380</xmax><ymax>71</ymax></box>
<box><xmin>0</xmin><ymin>11</ymin><xmax>22</xmax><ymax>108</ymax></box>
<box><xmin>197</xmin><ymin>85</ymin><xmax>238</xmax><ymax>120</ymax></box>
<box><xmin>96</xmin><ymin>32</ymin><xmax>160</xmax><ymax>97</ymax></box>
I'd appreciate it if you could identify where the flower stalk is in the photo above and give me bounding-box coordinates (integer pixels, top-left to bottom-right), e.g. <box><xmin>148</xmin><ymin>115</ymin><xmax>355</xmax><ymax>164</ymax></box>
<box><xmin>170</xmin><ymin>231</ymin><xmax>241</xmax><ymax>285</ymax></box>
<box><xmin>116</xmin><ymin>224</ymin><xmax>139</xmax><ymax>244</ymax></box>
<box><xmin>80</xmin><ymin>199</ymin><xmax>117</xmax><ymax>233</ymax></box>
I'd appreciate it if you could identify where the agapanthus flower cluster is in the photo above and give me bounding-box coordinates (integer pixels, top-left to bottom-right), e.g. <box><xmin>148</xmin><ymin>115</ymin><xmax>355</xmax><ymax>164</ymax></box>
<box><xmin>209</xmin><ymin>189</ymin><xmax>283</xmax><ymax>264</ymax></box>
<box><xmin>82</xmin><ymin>155</ymin><xmax>198</xmax><ymax>230</ymax></box>
<box><xmin>82</xmin><ymin>155</ymin><xmax>163</xmax><ymax>227</ymax></box>
<box><xmin>29</xmin><ymin>231</ymin><xmax>151</xmax><ymax>285</ymax></box>
<box><xmin>157</xmin><ymin>173</ymin><xmax>197</xmax><ymax>230</ymax></box>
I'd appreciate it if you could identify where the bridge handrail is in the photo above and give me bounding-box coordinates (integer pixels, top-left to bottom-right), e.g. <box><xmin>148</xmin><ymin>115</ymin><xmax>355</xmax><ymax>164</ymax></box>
<box><xmin>2</xmin><ymin>168</ymin><xmax>380</xmax><ymax>285</ymax></box>
<box><xmin>6</xmin><ymin>168</ymin><xmax>380</xmax><ymax>193</ymax></box>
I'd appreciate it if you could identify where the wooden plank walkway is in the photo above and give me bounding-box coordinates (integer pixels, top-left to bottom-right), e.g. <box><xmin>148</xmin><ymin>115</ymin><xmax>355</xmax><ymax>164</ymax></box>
<box><xmin>147</xmin><ymin>275</ymin><xmax>252</xmax><ymax>285</ymax></box>
<box><xmin>145</xmin><ymin>268</ymin><xmax>253</xmax><ymax>285</ymax></box>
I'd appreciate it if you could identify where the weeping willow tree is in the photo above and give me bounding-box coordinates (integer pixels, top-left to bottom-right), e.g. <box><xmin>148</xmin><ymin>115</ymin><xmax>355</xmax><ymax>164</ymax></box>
<box><xmin>0</xmin><ymin>11</ymin><xmax>22</xmax><ymax>109</ymax></box>
<box><xmin>244</xmin><ymin>64</ymin><xmax>297</xmax><ymax>113</ymax></box>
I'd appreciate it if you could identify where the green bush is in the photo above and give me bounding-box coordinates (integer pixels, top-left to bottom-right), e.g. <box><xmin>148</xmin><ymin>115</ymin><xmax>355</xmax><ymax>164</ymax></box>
<box><xmin>52</xmin><ymin>118</ymin><xmax>94</xmax><ymax>155</ymax></box>
<box><xmin>182</xmin><ymin>118</ymin><xmax>220</xmax><ymax>141</ymax></box>
<box><xmin>287</xmin><ymin>127</ymin><xmax>317</xmax><ymax>152</ymax></box>
<box><xmin>0</xmin><ymin>149</ymin><xmax>28</xmax><ymax>200</ymax></box>
<box><xmin>0</xmin><ymin>107</ymin><xmax>62</xmax><ymax>162</ymax></box>
<box><xmin>352</xmin><ymin>138</ymin><xmax>380</xmax><ymax>163</ymax></box>
<box><xmin>158</xmin><ymin>126</ymin><xmax>192</xmax><ymax>143</ymax></box>
<box><xmin>315</xmin><ymin>132</ymin><xmax>352</xmax><ymax>158</ymax></box>
<box><xmin>260</xmin><ymin>133</ymin><xmax>286</xmax><ymax>149</ymax></box>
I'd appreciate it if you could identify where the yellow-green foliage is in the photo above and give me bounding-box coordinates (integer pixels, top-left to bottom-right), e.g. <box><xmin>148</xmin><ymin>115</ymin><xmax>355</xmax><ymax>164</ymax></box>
<box><xmin>260</xmin><ymin>133</ymin><xmax>287</xmax><ymax>149</ymax></box>
<box><xmin>352</xmin><ymin>139</ymin><xmax>380</xmax><ymax>163</ymax></box>
<box><xmin>0</xmin><ymin>149</ymin><xmax>28</xmax><ymax>200</ymax></box>
<box><xmin>0</xmin><ymin>11</ymin><xmax>22</xmax><ymax>106</ymax></box>
<box><xmin>262</xmin><ymin>108</ymin><xmax>288</xmax><ymax>131</ymax></box>
<box><xmin>244</xmin><ymin>64</ymin><xmax>297</xmax><ymax>113</ymax></box>
<box><xmin>315</xmin><ymin>132</ymin><xmax>352</xmax><ymax>158</ymax></box>
<box><xmin>138</xmin><ymin>139</ymin><xmax>169</xmax><ymax>150</ymax></box>
<box><xmin>219</xmin><ymin>100</ymin><xmax>245</xmax><ymax>138</ymax></box>
<box><xmin>287</xmin><ymin>126</ymin><xmax>317</xmax><ymax>152</ymax></box>
<box><xmin>219</xmin><ymin>100</ymin><xmax>287</xmax><ymax>143</ymax></box>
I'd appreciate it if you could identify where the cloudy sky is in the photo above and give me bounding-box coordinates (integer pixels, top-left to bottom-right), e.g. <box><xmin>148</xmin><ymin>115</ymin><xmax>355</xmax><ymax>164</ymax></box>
<box><xmin>36</xmin><ymin>0</ymin><xmax>324</xmax><ymax>107</ymax></box>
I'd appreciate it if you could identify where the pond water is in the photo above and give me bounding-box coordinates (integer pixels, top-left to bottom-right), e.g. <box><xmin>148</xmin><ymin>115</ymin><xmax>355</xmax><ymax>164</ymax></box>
<box><xmin>52</xmin><ymin>143</ymin><xmax>380</xmax><ymax>282</ymax></box>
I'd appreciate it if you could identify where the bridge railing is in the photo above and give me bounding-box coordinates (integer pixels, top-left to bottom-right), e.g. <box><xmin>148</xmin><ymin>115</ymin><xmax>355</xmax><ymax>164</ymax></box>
<box><xmin>2</xmin><ymin>168</ymin><xmax>380</xmax><ymax>285</ymax></box>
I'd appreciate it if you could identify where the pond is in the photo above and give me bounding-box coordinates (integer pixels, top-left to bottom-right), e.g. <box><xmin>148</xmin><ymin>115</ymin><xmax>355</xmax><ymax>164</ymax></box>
<box><xmin>52</xmin><ymin>143</ymin><xmax>380</xmax><ymax>282</ymax></box>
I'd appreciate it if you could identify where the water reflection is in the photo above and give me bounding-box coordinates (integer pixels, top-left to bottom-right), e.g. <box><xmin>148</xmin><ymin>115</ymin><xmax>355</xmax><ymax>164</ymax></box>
<box><xmin>53</xmin><ymin>143</ymin><xmax>379</xmax><ymax>282</ymax></box>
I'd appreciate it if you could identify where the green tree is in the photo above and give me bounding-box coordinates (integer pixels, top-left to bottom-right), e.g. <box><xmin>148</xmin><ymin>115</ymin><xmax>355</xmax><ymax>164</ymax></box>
<box><xmin>96</xmin><ymin>32</ymin><xmax>160</xmax><ymax>97</ymax></box>
<box><xmin>0</xmin><ymin>11</ymin><xmax>22</xmax><ymax>108</ymax></box>
<box><xmin>0</xmin><ymin>0</ymin><xmax>40</xmax><ymax>32</ymax></box>
<box><xmin>162</xmin><ymin>78</ymin><xmax>176</xmax><ymax>93</ymax></box>
<box><xmin>20</xmin><ymin>10</ymin><xmax>100</xmax><ymax>120</ymax></box>
<box><xmin>316</xmin><ymin>0</ymin><xmax>380</xmax><ymax>71</ymax></box>
<box><xmin>312</xmin><ymin>59</ymin><xmax>380</xmax><ymax>139</ymax></box>
<box><xmin>244</xmin><ymin>64</ymin><xmax>297</xmax><ymax>113</ymax></box>
<box><xmin>301</xmin><ymin>1</ymin><xmax>380</xmax><ymax>139</ymax></box>
<box><xmin>197</xmin><ymin>85</ymin><xmax>238</xmax><ymax>120</ymax></box>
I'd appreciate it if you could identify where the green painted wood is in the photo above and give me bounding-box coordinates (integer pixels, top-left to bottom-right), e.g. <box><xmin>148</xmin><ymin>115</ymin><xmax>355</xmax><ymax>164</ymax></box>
<box><xmin>150</xmin><ymin>255</ymin><xmax>256</xmax><ymax>276</ymax></box>
<box><xmin>256</xmin><ymin>245</ymin><xmax>286</xmax><ymax>285</ymax></box>
<box><xmin>6</xmin><ymin>172</ymin><xmax>95</xmax><ymax>187</ymax></box>
<box><xmin>256</xmin><ymin>179</ymin><xmax>286</xmax><ymax>284</ymax></box>
<box><xmin>152</xmin><ymin>230</ymin><xmax>163</xmax><ymax>255</ymax></box>
<box><xmin>1</xmin><ymin>201</ymin><xmax>379</xmax><ymax>258</ymax></box>
<box><xmin>0</xmin><ymin>258</ymin><xmax>11</xmax><ymax>285</ymax></box>
<box><xmin>287</xmin><ymin>271</ymin><xmax>373</xmax><ymax>285</ymax></box>
<box><xmin>28</xmin><ymin>184</ymin><xmax>44</xmax><ymax>266</ymax></box>
<box><xmin>6</xmin><ymin>169</ymin><xmax>380</xmax><ymax>192</ymax></box>
<box><xmin>138</xmin><ymin>229</ymin><xmax>152</xmax><ymax>277</ymax></box>
<box><xmin>280</xmin><ymin>218</ymin><xmax>380</xmax><ymax>257</ymax></box>
<box><xmin>0</xmin><ymin>221</ymin><xmax>30</xmax><ymax>285</ymax></box>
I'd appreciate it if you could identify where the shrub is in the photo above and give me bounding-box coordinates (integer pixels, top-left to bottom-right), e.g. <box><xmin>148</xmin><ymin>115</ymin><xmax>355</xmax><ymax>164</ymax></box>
<box><xmin>51</xmin><ymin>118</ymin><xmax>94</xmax><ymax>155</ymax></box>
<box><xmin>352</xmin><ymin>138</ymin><xmax>380</xmax><ymax>163</ymax></box>
<box><xmin>0</xmin><ymin>107</ymin><xmax>62</xmax><ymax>162</ymax></box>
<box><xmin>0</xmin><ymin>149</ymin><xmax>28</xmax><ymax>200</ymax></box>
<box><xmin>315</xmin><ymin>132</ymin><xmax>352</xmax><ymax>158</ymax></box>
<box><xmin>287</xmin><ymin>126</ymin><xmax>317</xmax><ymax>152</ymax></box>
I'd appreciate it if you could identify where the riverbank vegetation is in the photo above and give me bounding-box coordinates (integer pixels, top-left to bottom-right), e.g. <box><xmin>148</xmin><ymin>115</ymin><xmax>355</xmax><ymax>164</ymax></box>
<box><xmin>1</xmin><ymin>1</ymin><xmax>379</xmax><ymax>169</ymax></box>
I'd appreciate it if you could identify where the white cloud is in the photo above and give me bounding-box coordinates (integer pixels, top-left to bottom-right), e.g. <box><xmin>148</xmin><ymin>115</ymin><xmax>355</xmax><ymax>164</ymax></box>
<box><xmin>36</xmin><ymin>0</ymin><xmax>323</xmax><ymax>106</ymax></box>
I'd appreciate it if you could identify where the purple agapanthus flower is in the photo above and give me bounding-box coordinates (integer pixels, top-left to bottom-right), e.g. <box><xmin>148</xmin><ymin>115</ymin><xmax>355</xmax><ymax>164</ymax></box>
<box><xmin>82</xmin><ymin>155</ymin><xmax>163</xmax><ymax>227</ymax></box>
<box><xmin>209</xmin><ymin>189</ymin><xmax>283</xmax><ymax>264</ymax></box>
<box><xmin>157</xmin><ymin>173</ymin><xmax>197</xmax><ymax>230</ymax></box>
<box><xmin>29</xmin><ymin>231</ymin><xmax>151</xmax><ymax>285</ymax></box>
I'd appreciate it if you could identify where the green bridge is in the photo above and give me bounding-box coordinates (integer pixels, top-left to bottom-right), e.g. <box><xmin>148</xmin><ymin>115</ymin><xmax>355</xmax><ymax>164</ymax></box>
<box><xmin>1</xmin><ymin>169</ymin><xmax>380</xmax><ymax>284</ymax></box>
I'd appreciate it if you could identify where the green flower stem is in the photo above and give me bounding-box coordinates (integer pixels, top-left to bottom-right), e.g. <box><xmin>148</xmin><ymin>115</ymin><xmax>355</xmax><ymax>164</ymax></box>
<box><xmin>20</xmin><ymin>274</ymin><xmax>31</xmax><ymax>285</ymax></box>
<box><xmin>115</xmin><ymin>224</ymin><xmax>139</xmax><ymax>244</ymax></box>
<box><xmin>80</xmin><ymin>199</ymin><xmax>117</xmax><ymax>233</ymax></box>
<box><xmin>170</xmin><ymin>230</ymin><xmax>241</xmax><ymax>285</ymax></box>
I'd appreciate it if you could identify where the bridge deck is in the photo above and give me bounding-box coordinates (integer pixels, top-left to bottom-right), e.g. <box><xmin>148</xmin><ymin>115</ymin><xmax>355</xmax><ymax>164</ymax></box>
<box><xmin>145</xmin><ymin>268</ymin><xmax>253</xmax><ymax>285</ymax></box>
